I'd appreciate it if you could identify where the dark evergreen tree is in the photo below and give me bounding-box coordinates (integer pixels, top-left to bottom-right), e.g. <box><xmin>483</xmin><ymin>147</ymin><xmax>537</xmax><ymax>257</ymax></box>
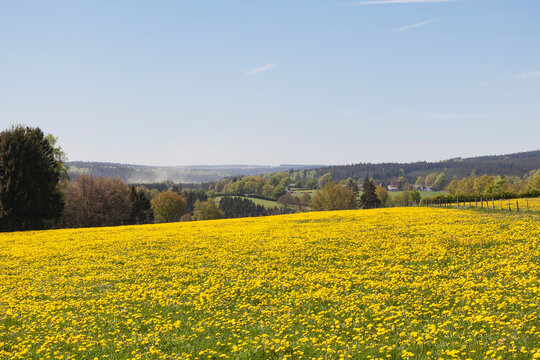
<box><xmin>218</xmin><ymin>197</ymin><xmax>289</xmax><ymax>218</ymax></box>
<box><xmin>359</xmin><ymin>178</ymin><xmax>380</xmax><ymax>209</ymax></box>
<box><xmin>0</xmin><ymin>125</ymin><xmax>64</xmax><ymax>231</ymax></box>
<box><xmin>181</xmin><ymin>189</ymin><xmax>208</xmax><ymax>215</ymax></box>
<box><xmin>129</xmin><ymin>186</ymin><xmax>154</xmax><ymax>224</ymax></box>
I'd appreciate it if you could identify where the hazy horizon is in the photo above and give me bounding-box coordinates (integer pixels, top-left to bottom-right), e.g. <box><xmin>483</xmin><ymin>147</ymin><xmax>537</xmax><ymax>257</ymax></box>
<box><xmin>65</xmin><ymin>148</ymin><xmax>540</xmax><ymax>168</ymax></box>
<box><xmin>2</xmin><ymin>1</ymin><xmax>539</xmax><ymax>166</ymax></box>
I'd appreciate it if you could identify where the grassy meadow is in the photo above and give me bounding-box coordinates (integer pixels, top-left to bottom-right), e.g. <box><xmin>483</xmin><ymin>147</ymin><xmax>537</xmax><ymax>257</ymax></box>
<box><xmin>1</xmin><ymin>208</ymin><xmax>540</xmax><ymax>359</ymax></box>
<box><xmin>389</xmin><ymin>190</ymin><xmax>447</xmax><ymax>199</ymax></box>
<box><xmin>214</xmin><ymin>196</ymin><xmax>288</xmax><ymax>209</ymax></box>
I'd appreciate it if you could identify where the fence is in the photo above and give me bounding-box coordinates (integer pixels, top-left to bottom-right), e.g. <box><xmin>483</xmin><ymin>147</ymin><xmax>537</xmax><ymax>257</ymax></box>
<box><xmin>421</xmin><ymin>197</ymin><xmax>540</xmax><ymax>212</ymax></box>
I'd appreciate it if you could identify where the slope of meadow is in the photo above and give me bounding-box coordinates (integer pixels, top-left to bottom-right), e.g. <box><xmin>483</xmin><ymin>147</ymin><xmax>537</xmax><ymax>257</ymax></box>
<box><xmin>1</xmin><ymin>208</ymin><xmax>540</xmax><ymax>359</ymax></box>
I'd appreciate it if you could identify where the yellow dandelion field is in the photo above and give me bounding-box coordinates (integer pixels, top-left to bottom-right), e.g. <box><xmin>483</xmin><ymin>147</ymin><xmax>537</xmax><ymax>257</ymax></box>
<box><xmin>1</xmin><ymin>208</ymin><xmax>540</xmax><ymax>360</ymax></box>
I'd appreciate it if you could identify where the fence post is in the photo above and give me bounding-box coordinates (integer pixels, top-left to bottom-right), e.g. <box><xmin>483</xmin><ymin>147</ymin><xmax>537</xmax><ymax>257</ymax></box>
<box><xmin>516</xmin><ymin>200</ymin><xmax>519</xmax><ymax>212</ymax></box>
<box><xmin>508</xmin><ymin>201</ymin><xmax>511</xmax><ymax>212</ymax></box>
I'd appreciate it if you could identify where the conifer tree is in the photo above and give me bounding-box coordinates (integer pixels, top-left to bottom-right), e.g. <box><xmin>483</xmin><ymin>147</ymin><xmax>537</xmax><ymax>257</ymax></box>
<box><xmin>359</xmin><ymin>178</ymin><xmax>381</xmax><ymax>209</ymax></box>
<box><xmin>129</xmin><ymin>186</ymin><xmax>154</xmax><ymax>224</ymax></box>
<box><xmin>0</xmin><ymin>125</ymin><xmax>64</xmax><ymax>231</ymax></box>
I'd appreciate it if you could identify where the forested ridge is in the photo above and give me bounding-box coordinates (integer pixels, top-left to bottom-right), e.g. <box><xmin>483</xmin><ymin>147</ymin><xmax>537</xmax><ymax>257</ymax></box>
<box><xmin>305</xmin><ymin>150</ymin><xmax>540</xmax><ymax>183</ymax></box>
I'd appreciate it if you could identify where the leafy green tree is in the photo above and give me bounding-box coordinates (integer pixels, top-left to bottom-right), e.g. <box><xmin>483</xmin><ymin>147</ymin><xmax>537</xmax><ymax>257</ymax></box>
<box><xmin>375</xmin><ymin>185</ymin><xmax>389</xmax><ymax>207</ymax></box>
<box><xmin>318</xmin><ymin>173</ymin><xmax>333</xmax><ymax>189</ymax></box>
<box><xmin>45</xmin><ymin>134</ymin><xmax>69</xmax><ymax>182</ymax></box>
<box><xmin>0</xmin><ymin>125</ymin><xmax>64</xmax><ymax>231</ymax></box>
<box><xmin>391</xmin><ymin>191</ymin><xmax>410</xmax><ymax>207</ymax></box>
<box><xmin>272</xmin><ymin>178</ymin><xmax>288</xmax><ymax>199</ymax></box>
<box><xmin>433</xmin><ymin>173</ymin><xmax>447</xmax><ymax>190</ymax></box>
<box><xmin>359</xmin><ymin>178</ymin><xmax>380</xmax><ymax>209</ymax></box>
<box><xmin>425</xmin><ymin>172</ymin><xmax>438</xmax><ymax>186</ymax></box>
<box><xmin>410</xmin><ymin>190</ymin><xmax>421</xmax><ymax>204</ymax></box>
<box><xmin>150</xmin><ymin>191</ymin><xmax>186</xmax><ymax>223</ymax></box>
<box><xmin>529</xmin><ymin>172</ymin><xmax>540</xmax><ymax>191</ymax></box>
<box><xmin>397</xmin><ymin>176</ymin><xmax>408</xmax><ymax>190</ymax></box>
<box><xmin>446</xmin><ymin>179</ymin><xmax>459</xmax><ymax>195</ymax></box>
<box><xmin>309</xmin><ymin>182</ymin><xmax>357</xmax><ymax>211</ymax></box>
<box><xmin>456</xmin><ymin>177</ymin><xmax>474</xmax><ymax>196</ymax></box>
<box><xmin>473</xmin><ymin>174</ymin><xmax>494</xmax><ymax>195</ymax></box>
<box><xmin>299</xmin><ymin>193</ymin><xmax>312</xmax><ymax>210</ymax></box>
<box><xmin>305</xmin><ymin>177</ymin><xmax>317</xmax><ymax>189</ymax></box>
<box><xmin>261</xmin><ymin>183</ymin><xmax>275</xmax><ymax>198</ymax></box>
<box><xmin>486</xmin><ymin>178</ymin><xmax>510</xmax><ymax>196</ymax></box>
<box><xmin>193</xmin><ymin>199</ymin><xmax>224</xmax><ymax>220</ymax></box>
<box><xmin>277</xmin><ymin>192</ymin><xmax>296</xmax><ymax>207</ymax></box>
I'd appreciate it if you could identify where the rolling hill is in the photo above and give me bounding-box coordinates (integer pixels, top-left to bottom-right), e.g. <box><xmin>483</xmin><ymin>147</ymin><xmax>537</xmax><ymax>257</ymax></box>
<box><xmin>304</xmin><ymin>150</ymin><xmax>540</xmax><ymax>182</ymax></box>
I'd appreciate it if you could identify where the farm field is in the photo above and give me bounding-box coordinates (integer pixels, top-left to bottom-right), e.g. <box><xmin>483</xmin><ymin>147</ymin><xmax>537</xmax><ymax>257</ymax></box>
<box><xmin>1</xmin><ymin>208</ymin><xmax>540</xmax><ymax>359</ymax></box>
<box><xmin>214</xmin><ymin>196</ymin><xmax>287</xmax><ymax>209</ymax></box>
<box><xmin>288</xmin><ymin>189</ymin><xmax>317</xmax><ymax>197</ymax></box>
<box><xmin>389</xmin><ymin>190</ymin><xmax>447</xmax><ymax>199</ymax></box>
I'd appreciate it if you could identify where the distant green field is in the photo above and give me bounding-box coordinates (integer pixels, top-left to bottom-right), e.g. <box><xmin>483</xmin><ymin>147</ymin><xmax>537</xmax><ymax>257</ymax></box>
<box><xmin>389</xmin><ymin>190</ymin><xmax>447</xmax><ymax>199</ymax></box>
<box><xmin>289</xmin><ymin>189</ymin><xmax>317</xmax><ymax>197</ymax></box>
<box><xmin>214</xmin><ymin>196</ymin><xmax>287</xmax><ymax>209</ymax></box>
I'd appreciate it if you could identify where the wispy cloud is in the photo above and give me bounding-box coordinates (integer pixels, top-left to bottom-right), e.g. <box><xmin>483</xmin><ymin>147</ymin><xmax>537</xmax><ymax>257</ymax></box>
<box><xmin>424</xmin><ymin>113</ymin><xmax>493</xmax><ymax>120</ymax></box>
<box><xmin>516</xmin><ymin>70</ymin><xmax>540</xmax><ymax>80</ymax></box>
<box><xmin>245</xmin><ymin>63</ymin><xmax>277</xmax><ymax>77</ymax></box>
<box><xmin>391</xmin><ymin>18</ymin><xmax>442</xmax><ymax>33</ymax></box>
<box><xmin>351</xmin><ymin>0</ymin><xmax>456</xmax><ymax>5</ymax></box>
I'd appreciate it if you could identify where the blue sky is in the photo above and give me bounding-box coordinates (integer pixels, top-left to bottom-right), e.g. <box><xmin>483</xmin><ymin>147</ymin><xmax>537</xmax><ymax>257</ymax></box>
<box><xmin>1</xmin><ymin>0</ymin><xmax>539</xmax><ymax>166</ymax></box>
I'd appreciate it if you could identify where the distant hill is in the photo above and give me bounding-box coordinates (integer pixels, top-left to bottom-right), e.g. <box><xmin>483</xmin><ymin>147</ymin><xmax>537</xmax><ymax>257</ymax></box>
<box><xmin>305</xmin><ymin>150</ymin><xmax>540</xmax><ymax>183</ymax></box>
<box><xmin>67</xmin><ymin>162</ymin><xmax>322</xmax><ymax>184</ymax></box>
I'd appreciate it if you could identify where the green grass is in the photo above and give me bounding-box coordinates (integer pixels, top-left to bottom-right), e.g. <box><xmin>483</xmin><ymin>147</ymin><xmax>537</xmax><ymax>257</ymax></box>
<box><xmin>288</xmin><ymin>189</ymin><xmax>317</xmax><ymax>197</ymax></box>
<box><xmin>214</xmin><ymin>196</ymin><xmax>288</xmax><ymax>209</ymax></box>
<box><xmin>389</xmin><ymin>190</ymin><xmax>447</xmax><ymax>199</ymax></box>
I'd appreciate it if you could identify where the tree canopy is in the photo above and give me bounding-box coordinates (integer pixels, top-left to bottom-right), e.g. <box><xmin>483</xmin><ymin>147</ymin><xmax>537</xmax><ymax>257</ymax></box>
<box><xmin>150</xmin><ymin>191</ymin><xmax>186</xmax><ymax>223</ymax></box>
<box><xmin>193</xmin><ymin>199</ymin><xmax>224</xmax><ymax>221</ymax></box>
<box><xmin>0</xmin><ymin>125</ymin><xmax>64</xmax><ymax>231</ymax></box>
<box><xmin>359</xmin><ymin>178</ymin><xmax>380</xmax><ymax>209</ymax></box>
<box><xmin>309</xmin><ymin>182</ymin><xmax>357</xmax><ymax>211</ymax></box>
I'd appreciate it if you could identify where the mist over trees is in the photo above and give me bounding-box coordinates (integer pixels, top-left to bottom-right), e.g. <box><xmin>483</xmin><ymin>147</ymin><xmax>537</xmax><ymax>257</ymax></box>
<box><xmin>3</xmin><ymin>124</ymin><xmax>540</xmax><ymax>232</ymax></box>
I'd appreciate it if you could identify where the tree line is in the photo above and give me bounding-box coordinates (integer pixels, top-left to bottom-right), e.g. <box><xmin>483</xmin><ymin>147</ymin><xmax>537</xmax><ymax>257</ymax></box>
<box><xmin>0</xmin><ymin>126</ymin><xmax>293</xmax><ymax>231</ymax></box>
<box><xmin>2</xmin><ymin>125</ymin><xmax>540</xmax><ymax>232</ymax></box>
<box><xmin>297</xmin><ymin>150</ymin><xmax>540</xmax><ymax>184</ymax></box>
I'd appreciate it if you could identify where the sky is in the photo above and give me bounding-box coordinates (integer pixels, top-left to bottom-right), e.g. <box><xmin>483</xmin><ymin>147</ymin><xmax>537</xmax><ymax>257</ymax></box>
<box><xmin>1</xmin><ymin>0</ymin><xmax>539</xmax><ymax>166</ymax></box>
